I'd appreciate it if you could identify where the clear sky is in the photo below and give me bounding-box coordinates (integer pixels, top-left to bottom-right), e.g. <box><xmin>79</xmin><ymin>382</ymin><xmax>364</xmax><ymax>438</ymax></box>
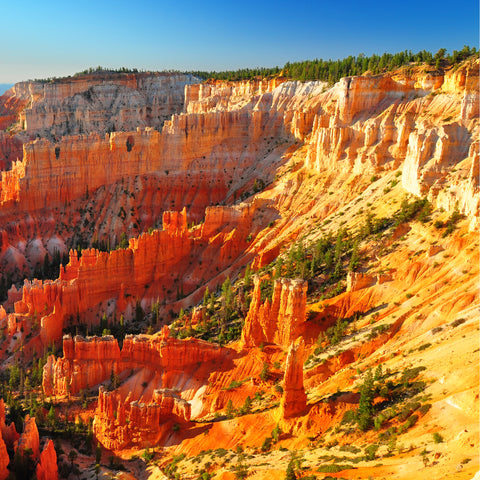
<box><xmin>1</xmin><ymin>0</ymin><xmax>478</xmax><ymax>83</ymax></box>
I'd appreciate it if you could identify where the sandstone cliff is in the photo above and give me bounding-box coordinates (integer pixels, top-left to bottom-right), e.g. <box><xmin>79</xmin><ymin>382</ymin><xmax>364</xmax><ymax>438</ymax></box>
<box><xmin>5</xmin><ymin>72</ymin><xmax>199</xmax><ymax>139</ymax></box>
<box><xmin>6</xmin><ymin>199</ymin><xmax>268</xmax><ymax>349</ymax></box>
<box><xmin>0</xmin><ymin>61</ymin><xmax>477</xmax><ymax>288</ymax></box>
<box><xmin>43</xmin><ymin>330</ymin><xmax>226</xmax><ymax>397</ymax></box>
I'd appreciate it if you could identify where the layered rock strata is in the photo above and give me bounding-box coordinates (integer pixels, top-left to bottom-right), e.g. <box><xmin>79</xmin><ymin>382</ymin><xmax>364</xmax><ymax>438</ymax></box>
<box><xmin>0</xmin><ymin>62</ymin><xmax>477</xmax><ymax>288</ymax></box>
<box><xmin>2</xmin><ymin>72</ymin><xmax>199</xmax><ymax>138</ymax></box>
<box><xmin>5</xmin><ymin>200</ymin><xmax>265</xmax><ymax>349</ymax></box>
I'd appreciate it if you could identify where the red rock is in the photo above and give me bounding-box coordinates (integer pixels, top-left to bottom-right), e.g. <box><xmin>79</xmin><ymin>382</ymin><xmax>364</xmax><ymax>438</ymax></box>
<box><xmin>251</xmin><ymin>244</ymin><xmax>281</xmax><ymax>270</ymax></box>
<box><xmin>241</xmin><ymin>276</ymin><xmax>307</xmax><ymax>348</ymax></box>
<box><xmin>36</xmin><ymin>439</ymin><xmax>58</xmax><ymax>480</ymax></box>
<box><xmin>43</xmin><ymin>333</ymin><xmax>226</xmax><ymax>397</ymax></box>
<box><xmin>280</xmin><ymin>338</ymin><xmax>307</xmax><ymax>418</ymax></box>
<box><xmin>93</xmin><ymin>386</ymin><xmax>191</xmax><ymax>449</ymax></box>
<box><xmin>0</xmin><ymin>398</ymin><xmax>19</xmax><ymax>448</ymax></box>
<box><xmin>163</xmin><ymin>207</ymin><xmax>188</xmax><ymax>234</ymax></box>
<box><xmin>14</xmin><ymin>414</ymin><xmax>39</xmax><ymax>460</ymax></box>
<box><xmin>0</xmin><ymin>400</ymin><xmax>9</xmax><ymax>480</ymax></box>
<box><xmin>43</xmin><ymin>335</ymin><xmax>121</xmax><ymax>396</ymax></box>
<box><xmin>0</xmin><ymin>435</ymin><xmax>7</xmax><ymax>480</ymax></box>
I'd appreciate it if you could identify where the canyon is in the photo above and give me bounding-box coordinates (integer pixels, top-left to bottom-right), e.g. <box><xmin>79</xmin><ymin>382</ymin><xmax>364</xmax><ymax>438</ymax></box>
<box><xmin>0</xmin><ymin>58</ymin><xmax>478</xmax><ymax>480</ymax></box>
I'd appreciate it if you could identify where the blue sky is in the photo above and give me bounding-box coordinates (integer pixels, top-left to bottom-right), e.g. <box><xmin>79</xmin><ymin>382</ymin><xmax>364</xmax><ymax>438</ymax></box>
<box><xmin>1</xmin><ymin>0</ymin><xmax>478</xmax><ymax>83</ymax></box>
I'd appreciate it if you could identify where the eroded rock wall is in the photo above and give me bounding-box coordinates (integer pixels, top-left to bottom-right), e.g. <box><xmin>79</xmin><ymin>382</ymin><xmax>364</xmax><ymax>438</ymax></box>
<box><xmin>43</xmin><ymin>329</ymin><xmax>226</xmax><ymax>397</ymax></box>
<box><xmin>241</xmin><ymin>276</ymin><xmax>307</xmax><ymax>348</ymax></box>
<box><xmin>93</xmin><ymin>386</ymin><xmax>191</xmax><ymax>449</ymax></box>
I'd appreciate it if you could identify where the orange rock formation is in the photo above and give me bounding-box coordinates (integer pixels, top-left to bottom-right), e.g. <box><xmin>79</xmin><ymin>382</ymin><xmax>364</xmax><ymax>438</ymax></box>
<box><xmin>0</xmin><ymin>437</ymin><xmax>7</xmax><ymax>480</ymax></box>
<box><xmin>94</xmin><ymin>386</ymin><xmax>191</xmax><ymax>449</ymax></box>
<box><xmin>36</xmin><ymin>439</ymin><xmax>58</xmax><ymax>480</ymax></box>
<box><xmin>241</xmin><ymin>276</ymin><xmax>307</xmax><ymax>348</ymax></box>
<box><xmin>0</xmin><ymin>398</ymin><xmax>19</xmax><ymax>452</ymax></box>
<box><xmin>280</xmin><ymin>338</ymin><xmax>307</xmax><ymax>419</ymax></box>
<box><xmin>0</xmin><ymin>60</ymin><xmax>478</xmax><ymax>479</ymax></box>
<box><xmin>43</xmin><ymin>329</ymin><xmax>226</xmax><ymax>397</ymax></box>
<box><xmin>14</xmin><ymin>414</ymin><xmax>40</xmax><ymax>460</ymax></box>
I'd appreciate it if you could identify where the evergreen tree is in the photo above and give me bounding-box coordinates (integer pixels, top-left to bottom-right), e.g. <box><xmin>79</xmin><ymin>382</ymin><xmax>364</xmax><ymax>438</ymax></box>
<box><xmin>47</xmin><ymin>405</ymin><xmax>56</xmax><ymax>428</ymax></box>
<box><xmin>244</xmin><ymin>264</ymin><xmax>252</xmax><ymax>288</ymax></box>
<box><xmin>357</xmin><ymin>369</ymin><xmax>375</xmax><ymax>431</ymax></box>
<box><xmin>285</xmin><ymin>460</ymin><xmax>297</xmax><ymax>480</ymax></box>
<box><xmin>226</xmin><ymin>399</ymin><xmax>235</xmax><ymax>418</ymax></box>
<box><xmin>240</xmin><ymin>396</ymin><xmax>252</xmax><ymax>415</ymax></box>
<box><xmin>203</xmin><ymin>286</ymin><xmax>210</xmax><ymax>306</ymax></box>
<box><xmin>259</xmin><ymin>362</ymin><xmax>270</xmax><ymax>381</ymax></box>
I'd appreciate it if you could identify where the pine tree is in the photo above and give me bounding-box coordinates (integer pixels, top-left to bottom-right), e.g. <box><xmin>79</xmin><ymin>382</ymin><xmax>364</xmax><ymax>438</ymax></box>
<box><xmin>271</xmin><ymin>423</ymin><xmax>281</xmax><ymax>443</ymax></box>
<box><xmin>357</xmin><ymin>369</ymin><xmax>375</xmax><ymax>431</ymax></box>
<box><xmin>240</xmin><ymin>396</ymin><xmax>252</xmax><ymax>415</ymax></box>
<box><xmin>349</xmin><ymin>239</ymin><xmax>360</xmax><ymax>271</ymax></box>
<box><xmin>285</xmin><ymin>460</ymin><xmax>297</xmax><ymax>480</ymax></box>
<box><xmin>226</xmin><ymin>399</ymin><xmax>235</xmax><ymax>418</ymax></box>
<box><xmin>260</xmin><ymin>362</ymin><xmax>270</xmax><ymax>382</ymax></box>
<box><xmin>244</xmin><ymin>264</ymin><xmax>252</xmax><ymax>288</ymax></box>
<box><xmin>47</xmin><ymin>405</ymin><xmax>56</xmax><ymax>428</ymax></box>
<box><xmin>203</xmin><ymin>286</ymin><xmax>210</xmax><ymax>306</ymax></box>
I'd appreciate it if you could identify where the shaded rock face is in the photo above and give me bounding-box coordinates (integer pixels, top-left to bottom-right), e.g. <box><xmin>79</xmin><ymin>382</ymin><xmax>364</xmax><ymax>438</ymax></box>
<box><xmin>241</xmin><ymin>276</ymin><xmax>307</xmax><ymax>348</ymax></box>
<box><xmin>0</xmin><ymin>400</ymin><xmax>9</xmax><ymax>480</ymax></box>
<box><xmin>280</xmin><ymin>338</ymin><xmax>307</xmax><ymax>419</ymax></box>
<box><xmin>0</xmin><ymin>437</ymin><xmax>7</xmax><ymax>480</ymax></box>
<box><xmin>0</xmin><ymin>398</ymin><xmax>19</xmax><ymax>450</ymax></box>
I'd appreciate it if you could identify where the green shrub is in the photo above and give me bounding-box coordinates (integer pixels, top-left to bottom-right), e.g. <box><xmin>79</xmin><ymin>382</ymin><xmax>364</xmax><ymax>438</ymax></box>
<box><xmin>261</xmin><ymin>436</ymin><xmax>273</xmax><ymax>452</ymax></box>
<box><xmin>400</xmin><ymin>366</ymin><xmax>426</xmax><ymax>384</ymax></box>
<box><xmin>418</xmin><ymin>403</ymin><xmax>432</xmax><ymax>416</ymax></box>
<box><xmin>318</xmin><ymin>464</ymin><xmax>353</xmax><ymax>473</ymax></box>
<box><xmin>364</xmin><ymin>444</ymin><xmax>378</xmax><ymax>461</ymax></box>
